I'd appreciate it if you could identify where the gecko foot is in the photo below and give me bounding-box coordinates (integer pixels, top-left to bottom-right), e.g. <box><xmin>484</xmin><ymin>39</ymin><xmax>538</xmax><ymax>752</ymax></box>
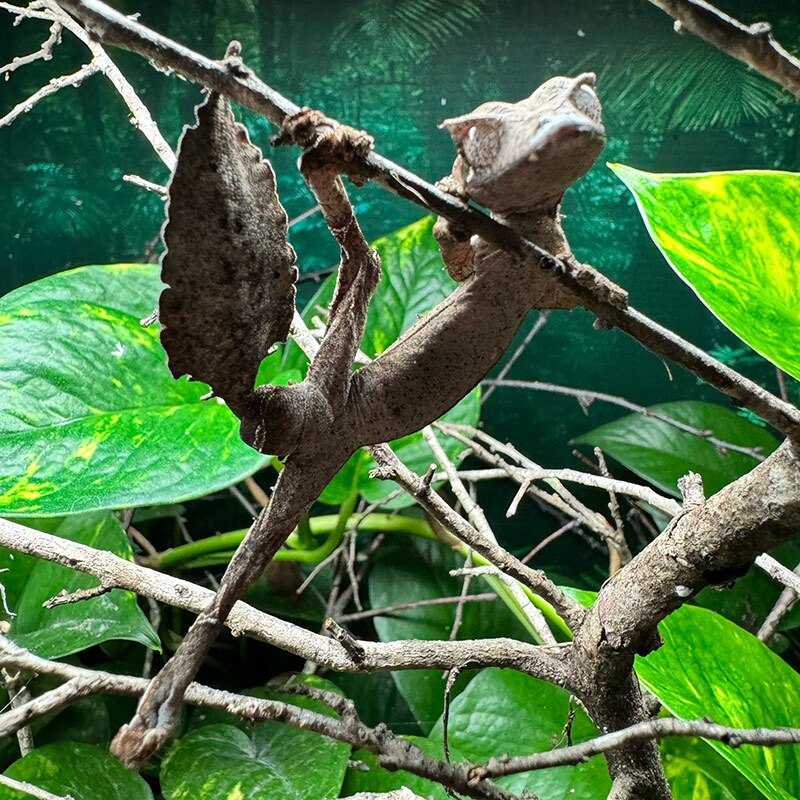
<box><xmin>275</xmin><ymin>109</ymin><xmax>376</xmax><ymax>184</ymax></box>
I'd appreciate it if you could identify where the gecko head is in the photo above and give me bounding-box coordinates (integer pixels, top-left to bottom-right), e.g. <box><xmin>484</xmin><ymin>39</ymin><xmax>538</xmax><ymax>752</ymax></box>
<box><xmin>440</xmin><ymin>73</ymin><xmax>605</xmax><ymax>215</ymax></box>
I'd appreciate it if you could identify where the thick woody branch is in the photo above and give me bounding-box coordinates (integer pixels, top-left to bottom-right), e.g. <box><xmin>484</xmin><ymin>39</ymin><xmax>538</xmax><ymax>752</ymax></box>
<box><xmin>0</xmin><ymin>518</ymin><xmax>568</xmax><ymax>683</ymax></box>
<box><xmin>570</xmin><ymin>439</ymin><xmax>800</xmax><ymax>795</ymax></box>
<box><xmin>0</xmin><ymin>638</ymin><xmax>516</xmax><ymax>800</ymax></box>
<box><xmin>53</xmin><ymin>0</ymin><xmax>800</xmax><ymax>440</ymax></box>
<box><xmin>646</xmin><ymin>0</ymin><xmax>800</xmax><ymax>98</ymax></box>
<box><xmin>582</xmin><ymin>439</ymin><xmax>800</xmax><ymax>662</ymax></box>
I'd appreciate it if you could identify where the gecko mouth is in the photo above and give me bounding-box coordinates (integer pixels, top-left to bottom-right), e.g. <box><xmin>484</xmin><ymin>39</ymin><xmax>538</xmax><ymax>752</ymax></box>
<box><xmin>526</xmin><ymin>112</ymin><xmax>606</xmax><ymax>161</ymax></box>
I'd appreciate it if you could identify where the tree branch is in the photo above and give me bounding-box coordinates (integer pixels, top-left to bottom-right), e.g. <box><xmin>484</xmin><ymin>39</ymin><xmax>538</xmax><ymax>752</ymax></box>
<box><xmin>646</xmin><ymin>0</ymin><xmax>800</xmax><ymax>98</ymax></box>
<box><xmin>52</xmin><ymin>0</ymin><xmax>800</xmax><ymax>440</ymax></box>
<box><xmin>570</xmin><ymin>439</ymin><xmax>800</xmax><ymax>794</ymax></box>
<box><xmin>0</xmin><ymin>637</ymin><xmax>518</xmax><ymax>800</ymax></box>
<box><xmin>0</xmin><ymin>518</ymin><xmax>568</xmax><ymax>682</ymax></box>
<box><xmin>472</xmin><ymin>715</ymin><xmax>800</xmax><ymax>778</ymax></box>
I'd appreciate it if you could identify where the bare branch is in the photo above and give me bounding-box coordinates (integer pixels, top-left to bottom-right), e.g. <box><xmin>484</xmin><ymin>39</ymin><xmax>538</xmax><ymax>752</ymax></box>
<box><xmin>0</xmin><ymin>677</ymin><xmax>97</xmax><ymax>739</ymax></box>
<box><xmin>472</xmin><ymin>715</ymin><xmax>800</xmax><ymax>778</ymax></box>
<box><xmin>43</xmin><ymin>582</ymin><xmax>113</xmax><ymax>608</ymax></box>
<box><xmin>483</xmin><ymin>379</ymin><xmax>768</xmax><ymax>460</ymax></box>
<box><xmin>0</xmin><ymin>19</ymin><xmax>61</xmax><ymax>78</ymax></box>
<box><xmin>0</xmin><ymin>774</ymin><xmax>72</xmax><ymax>800</ymax></box>
<box><xmin>0</xmin><ymin>518</ymin><xmax>568</xmax><ymax>682</ymax></box>
<box><xmin>369</xmin><ymin>443</ymin><xmax>585</xmax><ymax>631</ymax></box>
<box><xmin>39</xmin><ymin>0</ymin><xmax>175</xmax><ymax>169</ymax></box>
<box><xmin>757</xmin><ymin>557</ymin><xmax>800</xmax><ymax>641</ymax></box>
<box><xmin>422</xmin><ymin>427</ymin><xmax>556</xmax><ymax>643</ymax></box>
<box><xmin>0</xmin><ymin>61</ymin><xmax>100</xmax><ymax>128</ymax></box>
<box><xmin>646</xmin><ymin>0</ymin><xmax>800</xmax><ymax>98</ymax></box>
<box><xmin>755</xmin><ymin>553</ymin><xmax>800</xmax><ymax>596</ymax></box>
<box><xmin>481</xmin><ymin>311</ymin><xmax>550</xmax><ymax>405</ymax></box>
<box><xmin>437</xmin><ymin>423</ymin><xmax>625</xmax><ymax>541</ymax></box>
<box><xmin>0</xmin><ymin>637</ymin><xmax>518</xmax><ymax>800</ymax></box>
<box><xmin>122</xmin><ymin>173</ymin><xmax>168</xmax><ymax>197</ymax></box>
<box><xmin>570</xmin><ymin>439</ymin><xmax>800</xmax><ymax>791</ymax></box>
<box><xmin>1</xmin><ymin>667</ymin><xmax>34</xmax><ymax>755</ymax></box>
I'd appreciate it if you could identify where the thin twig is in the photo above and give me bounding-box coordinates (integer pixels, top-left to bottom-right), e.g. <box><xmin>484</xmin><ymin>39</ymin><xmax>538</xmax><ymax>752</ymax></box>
<box><xmin>481</xmin><ymin>311</ymin><xmax>550</xmax><ymax>405</ymax></box>
<box><xmin>755</xmin><ymin>554</ymin><xmax>800</xmax><ymax>596</ymax></box>
<box><xmin>0</xmin><ymin>774</ymin><xmax>72</xmax><ymax>800</ymax></box>
<box><xmin>0</xmin><ymin>19</ymin><xmax>61</xmax><ymax>77</ymax></box>
<box><xmin>449</xmin><ymin>552</ymin><xmax>472</xmax><ymax>642</ymax></box>
<box><xmin>338</xmin><ymin>593</ymin><xmax>496</xmax><ymax>624</ymax></box>
<box><xmin>757</xmin><ymin>573</ymin><xmax>800</xmax><ymax>642</ymax></box>
<box><xmin>483</xmin><ymin>379</ymin><xmax>767</xmax><ymax>460</ymax></box>
<box><xmin>422</xmin><ymin>428</ymin><xmax>556</xmax><ymax>643</ymax></box>
<box><xmin>228</xmin><ymin>484</ymin><xmax>258</xmax><ymax>518</ymax></box>
<box><xmin>521</xmin><ymin>521</ymin><xmax>581</xmax><ymax>565</ymax></box>
<box><xmin>437</xmin><ymin>424</ymin><xmax>624</xmax><ymax>541</ymax></box>
<box><xmin>43</xmin><ymin>582</ymin><xmax>113</xmax><ymax>608</ymax></box>
<box><xmin>244</xmin><ymin>475</ymin><xmax>270</xmax><ymax>507</ymax></box>
<box><xmin>0</xmin><ymin>677</ymin><xmax>97</xmax><ymax>739</ymax></box>
<box><xmin>0</xmin><ymin>61</ymin><xmax>100</xmax><ymax>128</ymax></box>
<box><xmin>122</xmin><ymin>174</ymin><xmax>168</xmax><ymax>197</ymax></box>
<box><xmin>369</xmin><ymin>445</ymin><xmax>585</xmax><ymax>631</ymax></box>
<box><xmin>10</xmin><ymin>0</ymin><xmax>177</xmax><ymax>170</ymax></box>
<box><xmin>442</xmin><ymin>665</ymin><xmax>461</xmax><ymax>765</ymax></box>
<box><xmin>594</xmin><ymin>448</ymin><xmax>632</xmax><ymax>571</ymax></box>
<box><xmin>471</xmin><ymin>715</ymin><xmax>800</xmax><ymax>778</ymax></box>
<box><xmin>1</xmin><ymin>667</ymin><xmax>34</xmax><ymax>755</ymax></box>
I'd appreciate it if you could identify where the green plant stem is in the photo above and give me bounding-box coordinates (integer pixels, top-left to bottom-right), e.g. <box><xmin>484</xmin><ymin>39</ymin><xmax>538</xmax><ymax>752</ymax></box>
<box><xmin>156</xmin><ymin>512</ymin><xmax>437</xmax><ymax>570</ymax></box>
<box><xmin>459</xmin><ymin>547</ymin><xmax>571</xmax><ymax>640</ymax></box>
<box><xmin>155</xmin><ymin>506</ymin><xmax>568</xmax><ymax>637</ymax></box>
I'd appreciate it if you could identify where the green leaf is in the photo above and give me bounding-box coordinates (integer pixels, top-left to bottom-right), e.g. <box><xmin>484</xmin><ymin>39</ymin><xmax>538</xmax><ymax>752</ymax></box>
<box><xmin>369</xmin><ymin>539</ymin><xmax>530</xmax><ymax>733</ymax></box>
<box><xmin>342</xmin><ymin>736</ymin><xmax>458</xmax><ymax>800</ymax></box>
<box><xmin>0</xmin><ymin>512</ymin><xmax>159</xmax><ymax>658</ymax></box>
<box><xmin>429</xmin><ymin>668</ymin><xmax>611</xmax><ymax>798</ymax></box>
<box><xmin>0</xmin><ymin>264</ymin><xmax>268</xmax><ymax>515</ymax></box>
<box><xmin>162</xmin><ymin>677</ymin><xmax>350</xmax><ymax>800</ymax></box>
<box><xmin>331</xmin><ymin>672</ymin><xmax>418</xmax><ymax>732</ymax></box>
<box><xmin>363</xmin><ymin>216</ymin><xmax>456</xmax><ymax>357</ymax></box>
<box><xmin>610</xmin><ymin>165</ymin><xmax>800</xmax><ymax>380</ymax></box>
<box><xmin>291</xmin><ymin>218</ymin><xmax>480</xmax><ymax>508</ymax></box>
<box><xmin>636</xmin><ymin>606</ymin><xmax>800</xmax><ymax>800</ymax></box>
<box><xmin>573</xmin><ymin>400</ymin><xmax>777</xmax><ymax>497</ymax></box>
<box><xmin>662</xmin><ymin>737</ymin><xmax>767</xmax><ymax>800</ymax></box>
<box><xmin>0</xmin><ymin>742</ymin><xmax>152</xmax><ymax>800</ymax></box>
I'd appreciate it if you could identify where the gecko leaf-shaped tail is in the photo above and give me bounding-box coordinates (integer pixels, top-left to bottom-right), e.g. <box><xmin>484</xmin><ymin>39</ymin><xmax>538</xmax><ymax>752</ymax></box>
<box><xmin>159</xmin><ymin>92</ymin><xmax>298</xmax><ymax>413</ymax></box>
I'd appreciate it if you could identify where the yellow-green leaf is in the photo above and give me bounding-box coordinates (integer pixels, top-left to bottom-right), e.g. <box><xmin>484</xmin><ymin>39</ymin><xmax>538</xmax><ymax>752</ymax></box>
<box><xmin>611</xmin><ymin>165</ymin><xmax>800</xmax><ymax>380</ymax></box>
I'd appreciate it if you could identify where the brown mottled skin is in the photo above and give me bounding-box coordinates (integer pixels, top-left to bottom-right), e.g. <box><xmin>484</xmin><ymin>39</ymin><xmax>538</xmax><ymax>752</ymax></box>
<box><xmin>112</xmin><ymin>75</ymin><xmax>610</xmax><ymax>769</ymax></box>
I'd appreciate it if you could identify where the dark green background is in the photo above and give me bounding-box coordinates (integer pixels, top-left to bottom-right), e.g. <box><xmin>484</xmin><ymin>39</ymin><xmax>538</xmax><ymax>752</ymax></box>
<box><xmin>2</xmin><ymin>0</ymin><xmax>798</xmax><ymax>576</ymax></box>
